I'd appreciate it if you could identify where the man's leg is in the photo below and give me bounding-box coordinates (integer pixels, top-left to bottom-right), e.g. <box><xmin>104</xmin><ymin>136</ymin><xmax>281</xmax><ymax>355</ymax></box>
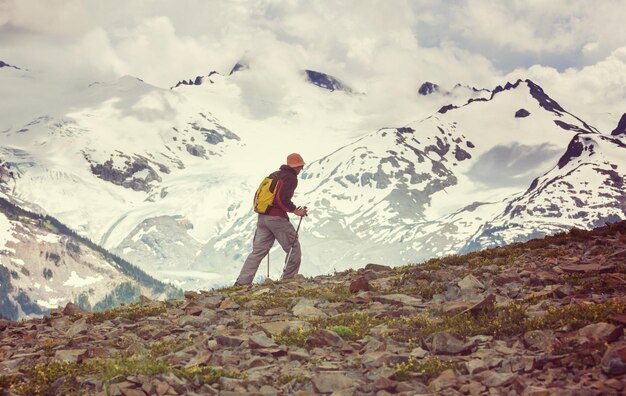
<box><xmin>269</xmin><ymin>217</ymin><xmax>301</xmax><ymax>280</ymax></box>
<box><xmin>236</xmin><ymin>216</ymin><xmax>275</xmax><ymax>285</ymax></box>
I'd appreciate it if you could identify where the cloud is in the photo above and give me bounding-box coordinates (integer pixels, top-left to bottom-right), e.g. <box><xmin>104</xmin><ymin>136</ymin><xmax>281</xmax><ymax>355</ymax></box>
<box><xmin>467</xmin><ymin>143</ymin><xmax>564</xmax><ymax>188</ymax></box>
<box><xmin>0</xmin><ymin>0</ymin><xmax>624</xmax><ymax>132</ymax></box>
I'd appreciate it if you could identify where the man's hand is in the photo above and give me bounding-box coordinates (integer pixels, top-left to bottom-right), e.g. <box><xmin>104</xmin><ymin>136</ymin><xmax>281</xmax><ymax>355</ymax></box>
<box><xmin>294</xmin><ymin>207</ymin><xmax>308</xmax><ymax>217</ymax></box>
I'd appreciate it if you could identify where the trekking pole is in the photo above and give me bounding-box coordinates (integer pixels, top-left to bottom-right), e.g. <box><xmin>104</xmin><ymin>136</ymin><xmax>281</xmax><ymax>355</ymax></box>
<box><xmin>267</xmin><ymin>252</ymin><xmax>270</xmax><ymax>279</ymax></box>
<box><xmin>284</xmin><ymin>207</ymin><xmax>307</xmax><ymax>274</ymax></box>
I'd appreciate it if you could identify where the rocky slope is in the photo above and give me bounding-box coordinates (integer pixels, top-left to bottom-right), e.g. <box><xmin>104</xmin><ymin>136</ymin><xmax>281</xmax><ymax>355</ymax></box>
<box><xmin>1</xmin><ymin>221</ymin><xmax>625</xmax><ymax>395</ymax></box>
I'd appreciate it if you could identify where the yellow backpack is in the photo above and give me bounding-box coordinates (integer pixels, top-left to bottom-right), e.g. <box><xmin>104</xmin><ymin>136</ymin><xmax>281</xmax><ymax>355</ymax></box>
<box><xmin>253</xmin><ymin>175</ymin><xmax>280</xmax><ymax>214</ymax></box>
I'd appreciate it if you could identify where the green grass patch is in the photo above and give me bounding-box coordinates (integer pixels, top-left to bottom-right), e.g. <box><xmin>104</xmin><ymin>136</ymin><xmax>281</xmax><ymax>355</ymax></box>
<box><xmin>87</xmin><ymin>302</ymin><xmax>166</xmax><ymax>324</ymax></box>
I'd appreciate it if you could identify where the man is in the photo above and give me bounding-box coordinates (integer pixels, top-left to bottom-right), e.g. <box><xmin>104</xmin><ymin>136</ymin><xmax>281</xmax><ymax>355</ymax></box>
<box><xmin>235</xmin><ymin>153</ymin><xmax>308</xmax><ymax>285</ymax></box>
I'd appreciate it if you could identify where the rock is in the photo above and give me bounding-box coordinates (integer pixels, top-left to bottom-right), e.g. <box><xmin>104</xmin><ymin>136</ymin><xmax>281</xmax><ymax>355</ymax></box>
<box><xmin>466</xmin><ymin>359</ymin><xmax>488</xmax><ymax>375</ymax></box>
<box><xmin>458</xmin><ymin>274</ymin><xmax>485</xmax><ymax>291</ymax></box>
<box><xmin>515</xmin><ymin>108</ymin><xmax>530</xmax><ymax>118</ymax></box>
<box><xmin>410</xmin><ymin>347</ymin><xmax>428</xmax><ymax>359</ymax></box>
<box><xmin>373</xmin><ymin>294</ymin><xmax>423</xmax><ymax>307</ymax></box>
<box><xmin>184</xmin><ymin>350</ymin><xmax>212</xmax><ymax>368</ymax></box>
<box><xmin>215</xmin><ymin>334</ymin><xmax>246</xmax><ymax>347</ymax></box>
<box><xmin>258</xmin><ymin>321</ymin><xmax>309</xmax><ymax>336</ymax></box>
<box><xmin>479</xmin><ymin>371</ymin><xmax>517</xmax><ymax>387</ymax></box>
<box><xmin>292</xmin><ymin>299</ymin><xmax>327</xmax><ymax>318</ymax></box>
<box><xmin>120</xmin><ymin>388</ymin><xmax>147</xmax><ymax>396</ymax></box>
<box><xmin>306</xmin><ymin>329</ymin><xmax>344</xmax><ymax>348</ymax></box>
<box><xmin>460</xmin><ymin>294</ymin><xmax>496</xmax><ymax>316</ymax></box>
<box><xmin>522</xmin><ymin>386</ymin><xmax>551</xmax><ymax>396</ymax></box>
<box><xmin>62</xmin><ymin>302</ymin><xmax>81</xmax><ymax>316</ymax></box>
<box><xmin>249</xmin><ymin>332</ymin><xmax>278</xmax><ymax>349</ymax></box>
<box><xmin>288</xmin><ymin>349</ymin><xmax>310</xmax><ymax>361</ymax></box>
<box><xmin>54</xmin><ymin>349</ymin><xmax>88</xmax><ymax>363</ymax></box>
<box><xmin>553</xmin><ymin>284</ymin><xmax>574</xmax><ymax>298</ymax></box>
<box><xmin>578</xmin><ymin>322</ymin><xmax>623</xmax><ymax>343</ymax></box>
<box><xmin>184</xmin><ymin>291</ymin><xmax>200</xmax><ymax>300</ymax></box>
<box><xmin>428</xmin><ymin>369</ymin><xmax>457</xmax><ymax>393</ymax></box>
<box><xmin>66</xmin><ymin>318</ymin><xmax>89</xmax><ymax>338</ymax></box>
<box><xmin>364</xmin><ymin>263</ymin><xmax>391</xmax><ymax>272</ymax></box>
<box><xmin>349</xmin><ymin>277</ymin><xmax>370</xmax><ymax>293</ymax></box>
<box><xmin>529</xmin><ymin>271</ymin><xmax>560</xmax><ymax>285</ymax></box>
<box><xmin>610</xmin><ymin>314</ymin><xmax>626</xmax><ymax>326</ymax></box>
<box><xmin>425</xmin><ymin>332</ymin><xmax>473</xmax><ymax>355</ymax></box>
<box><xmin>601</xmin><ymin>343</ymin><xmax>626</xmax><ymax>375</ymax></box>
<box><xmin>312</xmin><ymin>372</ymin><xmax>355</xmax><ymax>393</ymax></box>
<box><xmin>362</xmin><ymin>338</ymin><xmax>386</xmax><ymax>353</ymax></box>
<box><xmin>219</xmin><ymin>299</ymin><xmax>241</xmax><ymax>310</ymax></box>
<box><xmin>374</xmin><ymin>376</ymin><xmax>397</xmax><ymax>391</ymax></box>
<box><xmin>459</xmin><ymin>381</ymin><xmax>485</xmax><ymax>396</ymax></box>
<box><xmin>442</xmin><ymin>300</ymin><xmax>476</xmax><ymax>315</ymax></box>
<box><xmin>605</xmin><ymin>378</ymin><xmax>624</xmax><ymax>391</ymax></box>
<box><xmin>523</xmin><ymin>330</ymin><xmax>556</xmax><ymax>351</ymax></box>
<box><xmin>559</xmin><ymin>263</ymin><xmax>615</xmax><ymax>273</ymax></box>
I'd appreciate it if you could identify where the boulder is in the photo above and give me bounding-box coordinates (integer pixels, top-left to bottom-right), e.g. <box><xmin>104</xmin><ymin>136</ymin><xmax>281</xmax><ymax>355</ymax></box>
<box><xmin>458</xmin><ymin>274</ymin><xmax>485</xmax><ymax>291</ymax></box>
<box><xmin>601</xmin><ymin>343</ymin><xmax>626</xmax><ymax>375</ymax></box>
<box><xmin>373</xmin><ymin>294</ymin><xmax>423</xmax><ymax>307</ymax></box>
<box><xmin>425</xmin><ymin>332</ymin><xmax>474</xmax><ymax>355</ymax></box>
<box><xmin>249</xmin><ymin>332</ymin><xmax>278</xmax><ymax>349</ymax></box>
<box><xmin>306</xmin><ymin>329</ymin><xmax>344</xmax><ymax>348</ymax></box>
<box><xmin>349</xmin><ymin>277</ymin><xmax>370</xmax><ymax>293</ymax></box>
<box><xmin>578</xmin><ymin>322</ymin><xmax>623</xmax><ymax>343</ymax></box>
<box><xmin>312</xmin><ymin>372</ymin><xmax>355</xmax><ymax>393</ymax></box>
<box><xmin>292</xmin><ymin>299</ymin><xmax>327</xmax><ymax>318</ymax></box>
<box><xmin>54</xmin><ymin>349</ymin><xmax>88</xmax><ymax>363</ymax></box>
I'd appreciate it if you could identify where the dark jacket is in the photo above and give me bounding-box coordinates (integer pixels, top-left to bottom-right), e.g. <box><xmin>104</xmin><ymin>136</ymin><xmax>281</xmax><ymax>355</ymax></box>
<box><xmin>266</xmin><ymin>165</ymin><xmax>298</xmax><ymax>217</ymax></box>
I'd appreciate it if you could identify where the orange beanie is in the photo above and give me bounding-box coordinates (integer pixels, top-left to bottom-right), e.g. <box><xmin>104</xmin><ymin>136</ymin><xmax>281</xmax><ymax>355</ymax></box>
<box><xmin>286</xmin><ymin>153</ymin><xmax>305</xmax><ymax>168</ymax></box>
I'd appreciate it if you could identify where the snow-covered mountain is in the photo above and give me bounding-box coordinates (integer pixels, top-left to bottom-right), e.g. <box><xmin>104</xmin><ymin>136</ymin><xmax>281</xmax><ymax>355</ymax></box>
<box><xmin>1</xmin><ymin>58</ymin><xmax>625</xmax><ymax>293</ymax></box>
<box><xmin>207</xmin><ymin>79</ymin><xmax>623</xmax><ymax>275</ymax></box>
<box><xmin>0</xmin><ymin>182</ymin><xmax>179</xmax><ymax>320</ymax></box>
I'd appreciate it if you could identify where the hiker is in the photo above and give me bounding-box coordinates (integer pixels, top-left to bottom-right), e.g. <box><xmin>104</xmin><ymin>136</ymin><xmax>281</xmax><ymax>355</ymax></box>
<box><xmin>235</xmin><ymin>153</ymin><xmax>308</xmax><ymax>285</ymax></box>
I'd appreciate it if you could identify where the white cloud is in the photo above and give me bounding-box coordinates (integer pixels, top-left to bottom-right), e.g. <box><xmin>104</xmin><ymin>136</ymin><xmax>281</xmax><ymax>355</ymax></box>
<box><xmin>0</xmin><ymin>0</ymin><xmax>625</xmax><ymax>131</ymax></box>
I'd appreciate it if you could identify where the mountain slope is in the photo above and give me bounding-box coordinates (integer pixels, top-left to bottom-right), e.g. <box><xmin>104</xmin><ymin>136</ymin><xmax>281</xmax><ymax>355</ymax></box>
<box><xmin>466</xmin><ymin>131</ymin><xmax>626</xmax><ymax>251</ymax></box>
<box><xmin>1</xmin><ymin>221</ymin><xmax>625</xmax><ymax>394</ymax></box>
<box><xmin>0</xmin><ymin>184</ymin><xmax>180</xmax><ymax>320</ymax></box>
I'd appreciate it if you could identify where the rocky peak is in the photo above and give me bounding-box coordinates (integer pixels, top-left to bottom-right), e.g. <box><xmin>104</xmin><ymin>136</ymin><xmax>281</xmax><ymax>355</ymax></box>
<box><xmin>1</xmin><ymin>222</ymin><xmax>625</xmax><ymax>394</ymax></box>
<box><xmin>418</xmin><ymin>82</ymin><xmax>440</xmax><ymax>95</ymax></box>
<box><xmin>304</xmin><ymin>69</ymin><xmax>353</xmax><ymax>93</ymax></box>
<box><xmin>612</xmin><ymin>113</ymin><xmax>626</xmax><ymax>136</ymax></box>
<box><xmin>172</xmin><ymin>71</ymin><xmax>221</xmax><ymax>89</ymax></box>
<box><xmin>229</xmin><ymin>62</ymin><xmax>249</xmax><ymax>76</ymax></box>
<box><xmin>0</xmin><ymin>60</ymin><xmax>20</xmax><ymax>70</ymax></box>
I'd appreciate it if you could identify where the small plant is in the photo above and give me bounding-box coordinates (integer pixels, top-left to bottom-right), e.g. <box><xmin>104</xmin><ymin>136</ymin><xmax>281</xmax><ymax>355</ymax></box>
<box><xmin>395</xmin><ymin>356</ymin><xmax>456</xmax><ymax>382</ymax></box>
<box><xmin>328</xmin><ymin>325</ymin><xmax>354</xmax><ymax>339</ymax></box>
<box><xmin>87</xmin><ymin>302</ymin><xmax>166</xmax><ymax>324</ymax></box>
<box><xmin>175</xmin><ymin>365</ymin><xmax>242</xmax><ymax>384</ymax></box>
<box><xmin>276</xmin><ymin>373</ymin><xmax>310</xmax><ymax>386</ymax></box>
<box><xmin>274</xmin><ymin>327</ymin><xmax>311</xmax><ymax>347</ymax></box>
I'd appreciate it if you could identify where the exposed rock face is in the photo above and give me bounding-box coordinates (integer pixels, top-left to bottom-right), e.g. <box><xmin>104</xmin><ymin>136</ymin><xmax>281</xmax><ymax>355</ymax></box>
<box><xmin>1</xmin><ymin>222</ymin><xmax>625</xmax><ymax>394</ymax></box>
<box><xmin>418</xmin><ymin>82</ymin><xmax>440</xmax><ymax>95</ymax></box>
<box><xmin>229</xmin><ymin>62</ymin><xmax>249</xmax><ymax>75</ymax></box>
<box><xmin>612</xmin><ymin>113</ymin><xmax>626</xmax><ymax>136</ymax></box>
<box><xmin>304</xmin><ymin>69</ymin><xmax>353</xmax><ymax>93</ymax></box>
<box><xmin>515</xmin><ymin>108</ymin><xmax>530</xmax><ymax>118</ymax></box>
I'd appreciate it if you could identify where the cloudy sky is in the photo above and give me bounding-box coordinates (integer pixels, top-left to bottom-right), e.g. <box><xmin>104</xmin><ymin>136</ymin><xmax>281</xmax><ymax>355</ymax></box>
<box><xmin>2</xmin><ymin>0</ymin><xmax>626</xmax><ymax>131</ymax></box>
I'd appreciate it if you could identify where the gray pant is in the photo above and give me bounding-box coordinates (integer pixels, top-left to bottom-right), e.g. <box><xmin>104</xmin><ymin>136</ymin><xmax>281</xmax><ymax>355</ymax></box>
<box><xmin>236</xmin><ymin>215</ymin><xmax>301</xmax><ymax>285</ymax></box>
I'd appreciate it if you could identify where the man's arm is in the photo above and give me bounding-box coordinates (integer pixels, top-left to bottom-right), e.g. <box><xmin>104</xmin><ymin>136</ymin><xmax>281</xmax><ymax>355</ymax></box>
<box><xmin>275</xmin><ymin>175</ymin><xmax>297</xmax><ymax>212</ymax></box>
